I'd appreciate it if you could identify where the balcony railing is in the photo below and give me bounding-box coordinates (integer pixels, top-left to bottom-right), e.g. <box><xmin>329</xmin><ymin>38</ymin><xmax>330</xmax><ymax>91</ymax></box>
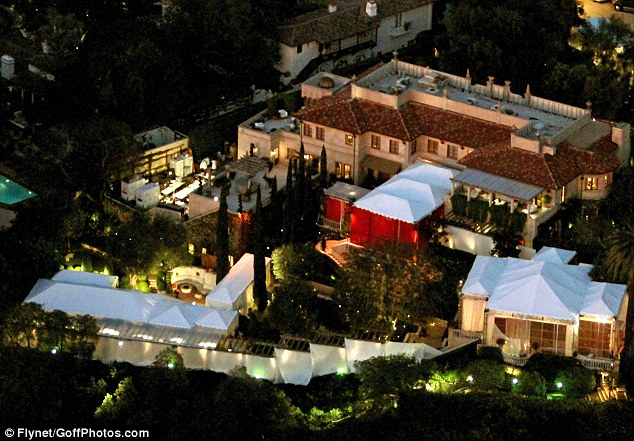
<box><xmin>576</xmin><ymin>356</ymin><xmax>618</xmax><ymax>371</ymax></box>
<box><xmin>502</xmin><ymin>352</ymin><xmax>531</xmax><ymax>367</ymax></box>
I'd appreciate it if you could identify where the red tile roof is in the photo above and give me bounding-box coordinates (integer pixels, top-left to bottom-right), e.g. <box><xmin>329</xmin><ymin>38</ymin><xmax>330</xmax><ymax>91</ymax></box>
<box><xmin>459</xmin><ymin>137</ymin><xmax>621</xmax><ymax>189</ymax></box>
<box><xmin>278</xmin><ymin>0</ymin><xmax>434</xmax><ymax>47</ymax></box>
<box><xmin>296</xmin><ymin>99</ymin><xmax>514</xmax><ymax>148</ymax></box>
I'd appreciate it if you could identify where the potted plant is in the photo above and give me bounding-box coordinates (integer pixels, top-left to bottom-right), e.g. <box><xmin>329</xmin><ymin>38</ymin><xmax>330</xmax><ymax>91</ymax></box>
<box><xmin>496</xmin><ymin>338</ymin><xmax>506</xmax><ymax>348</ymax></box>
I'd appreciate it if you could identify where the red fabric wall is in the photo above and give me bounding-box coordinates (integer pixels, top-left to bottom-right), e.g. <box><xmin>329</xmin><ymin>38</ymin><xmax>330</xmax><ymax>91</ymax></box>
<box><xmin>324</xmin><ymin>197</ymin><xmax>348</xmax><ymax>222</ymax></box>
<box><xmin>350</xmin><ymin>207</ymin><xmax>418</xmax><ymax>246</ymax></box>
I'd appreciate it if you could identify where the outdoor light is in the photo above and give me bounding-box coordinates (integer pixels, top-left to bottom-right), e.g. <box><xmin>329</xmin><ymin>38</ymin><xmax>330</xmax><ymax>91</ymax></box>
<box><xmin>168</xmin><ymin>362</ymin><xmax>174</xmax><ymax>369</ymax></box>
<box><xmin>118</xmin><ymin>340</ymin><xmax>124</xmax><ymax>347</ymax></box>
<box><xmin>512</xmin><ymin>378</ymin><xmax>518</xmax><ymax>385</ymax></box>
<box><xmin>467</xmin><ymin>375</ymin><xmax>474</xmax><ymax>382</ymax></box>
<box><xmin>556</xmin><ymin>382</ymin><xmax>563</xmax><ymax>389</ymax></box>
<box><xmin>51</xmin><ymin>348</ymin><xmax>57</xmax><ymax>355</ymax></box>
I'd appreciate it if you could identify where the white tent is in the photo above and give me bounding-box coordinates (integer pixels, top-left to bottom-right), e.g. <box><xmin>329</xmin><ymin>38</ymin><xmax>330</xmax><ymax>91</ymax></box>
<box><xmin>25</xmin><ymin>279</ymin><xmax>237</xmax><ymax>332</ymax></box>
<box><xmin>206</xmin><ymin>253</ymin><xmax>271</xmax><ymax>310</ymax></box>
<box><xmin>462</xmin><ymin>256</ymin><xmax>507</xmax><ymax>296</ymax></box>
<box><xmin>52</xmin><ymin>269</ymin><xmax>118</xmax><ymax>288</ymax></box>
<box><xmin>581</xmin><ymin>282</ymin><xmax>627</xmax><ymax>317</ymax></box>
<box><xmin>487</xmin><ymin>259</ymin><xmax>590</xmax><ymax>322</ymax></box>
<box><xmin>345</xmin><ymin>339</ymin><xmax>384</xmax><ymax>372</ymax></box>
<box><xmin>533</xmin><ymin>246</ymin><xmax>577</xmax><ymax>264</ymax></box>
<box><xmin>353</xmin><ymin>161</ymin><xmax>457</xmax><ymax>223</ymax></box>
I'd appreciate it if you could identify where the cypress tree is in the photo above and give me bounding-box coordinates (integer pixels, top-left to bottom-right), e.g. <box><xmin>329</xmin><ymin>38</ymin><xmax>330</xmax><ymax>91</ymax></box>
<box><xmin>253</xmin><ymin>186</ymin><xmax>267</xmax><ymax>311</ymax></box>
<box><xmin>283</xmin><ymin>158</ymin><xmax>294</xmax><ymax>243</ymax></box>
<box><xmin>215</xmin><ymin>185</ymin><xmax>230</xmax><ymax>283</ymax></box>
<box><xmin>294</xmin><ymin>143</ymin><xmax>306</xmax><ymax>239</ymax></box>
<box><xmin>319</xmin><ymin>145</ymin><xmax>328</xmax><ymax>189</ymax></box>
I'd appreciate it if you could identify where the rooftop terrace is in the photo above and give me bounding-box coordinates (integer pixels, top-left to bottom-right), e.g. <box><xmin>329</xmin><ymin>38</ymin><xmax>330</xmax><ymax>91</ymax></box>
<box><xmin>354</xmin><ymin>60</ymin><xmax>590</xmax><ymax>145</ymax></box>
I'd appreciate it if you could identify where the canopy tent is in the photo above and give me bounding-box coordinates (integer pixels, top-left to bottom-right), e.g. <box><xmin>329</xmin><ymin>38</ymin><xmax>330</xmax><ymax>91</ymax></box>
<box><xmin>462</xmin><ymin>252</ymin><xmax>627</xmax><ymax>322</ymax></box>
<box><xmin>205</xmin><ymin>253</ymin><xmax>271</xmax><ymax>310</ymax></box>
<box><xmin>52</xmin><ymin>269</ymin><xmax>118</xmax><ymax>288</ymax></box>
<box><xmin>384</xmin><ymin>341</ymin><xmax>442</xmax><ymax>359</ymax></box>
<box><xmin>533</xmin><ymin>246</ymin><xmax>577</xmax><ymax>264</ymax></box>
<box><xmin>25</xmin><ymin>279</ymin><xmax>238</xmax><ymax>334</ymax></box>
<box><xmin>350</xmin><ymin>161</ymin><xmax>456</xmax><ymax>246</ymax></box>
<box><xmin>487</xmin><ymin>259</ymin><xmax>590</xmax><ymax>322</ymax></box>
<box><xmin>581</xmin><ymin>282</ymin><xmax>627</xmax><ymax>317</ymax></box>
<box><xmin>462</xmin><ymin>256</ymin><xmax>508</xmax><ymax>296</ymax></box>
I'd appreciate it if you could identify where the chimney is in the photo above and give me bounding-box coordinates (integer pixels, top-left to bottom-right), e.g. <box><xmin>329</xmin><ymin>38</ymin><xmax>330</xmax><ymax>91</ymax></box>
<box><xmin>464</xmin><ymin>68</ymin><xmax>471</xmax><ymax>93</ymax></box>
<box><xmin>366</xmin><ymin>1</ymin><xmax>377</xmax><ymax>17</ymax></box>
<box><xmin>524</xmin><ymin>84</ymin><xmax>531</xmax><ymax>106</ymax></box>
<box><xmin>503</xmin><ymin>80</ymin><xmax>511</xmax><ymax>102</ymax></box>
<box><xmin>486</xmin><ymin>76</ymin><xmax>495</xmax><ymax>97</ymax></box>
<box><xmin>328</xmin><ymin>3</ymin><xmax>337</xmax><ymax>13</ymax></box>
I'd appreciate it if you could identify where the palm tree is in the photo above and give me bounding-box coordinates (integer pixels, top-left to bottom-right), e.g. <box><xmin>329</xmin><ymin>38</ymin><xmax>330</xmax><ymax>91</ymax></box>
<box><xmin>604</xmin><ymin>225</ymin><xmax>634</xmax><ymax>385</ymax></box>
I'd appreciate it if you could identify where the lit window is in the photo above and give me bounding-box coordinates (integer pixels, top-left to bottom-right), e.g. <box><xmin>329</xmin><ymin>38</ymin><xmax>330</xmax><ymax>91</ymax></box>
<box><xmin>427</xmin><ymin>139</ymin><xmax>439</xmax><ymax>154</ymax></box>
<box><xmin>345</xmin><ymin>134</ymin><xmax>354</xmax><ymax>145</ymax></box>
<box><xmin>389</xmin><ymin>140</ymin><xmax>399</xmax><ymax>154</ymax></box>
<box><xmin>188</xmin><ymin>243</ymin><xmax>195</xmax><ymax>255</ymax></box>
<box><xmin>335</xmin><ymin>162</ymin><xmax>351</xmax><ymax>179</ymax></box>
<box><xmin>447</xmin><ymin>144</ymin><xmax>459</xmax><ymax>159</ymax></box>
<box><xmin>585</xmin><ymin>177</ymin><xmax>598</xmax><ymax>191</ymax></box>
<box><xmin>303</xmin><ymin>124</ymin><xmax>312</xmax><ymax>137</ymax></box>
<box><xmin>316</xmin><ymin>127</ymin><xmax>325</xmax><ymax>140</ymax></box>
<box><xmin>604</xmin><ymin>174</ymin><xmax>610</xmax><ymax>186</ymax></box>
<box><xmin>371</xmin><ymin>135</ymin><xmax>381</xmax><ymax>149</ymax></box>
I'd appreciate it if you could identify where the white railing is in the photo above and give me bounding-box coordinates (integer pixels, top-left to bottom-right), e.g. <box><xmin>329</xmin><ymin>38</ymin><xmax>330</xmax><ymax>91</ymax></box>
<box><xmin>577</xmin><ymin>357</ymin><xmax>618</xmax><ymax>371</ymax></box>
<box><xmin>502</xmin><ymin>352</ymin><xmax>531</xmax><ymax>366</ymax></box>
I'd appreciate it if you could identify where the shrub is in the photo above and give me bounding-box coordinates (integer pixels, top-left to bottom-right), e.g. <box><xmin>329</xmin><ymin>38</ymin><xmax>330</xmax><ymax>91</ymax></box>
<box><xmin>512</xmin><ymin>370</ymin><xmax>547</xmax><ymax>397</ymax></box>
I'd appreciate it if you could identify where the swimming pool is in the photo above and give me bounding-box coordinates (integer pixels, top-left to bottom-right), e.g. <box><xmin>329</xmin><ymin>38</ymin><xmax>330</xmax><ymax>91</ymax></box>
<box><xmin>0</xmin><ymin>174</ymin><xmax>36</xmax><ymax>205</ymax></box>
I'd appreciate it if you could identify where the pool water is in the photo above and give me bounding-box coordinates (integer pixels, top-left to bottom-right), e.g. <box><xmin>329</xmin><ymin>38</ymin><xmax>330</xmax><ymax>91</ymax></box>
<box><xmin>0</xmin><ymin>174</ymin><xmax>36</xmax><ymax>205</ymax></box>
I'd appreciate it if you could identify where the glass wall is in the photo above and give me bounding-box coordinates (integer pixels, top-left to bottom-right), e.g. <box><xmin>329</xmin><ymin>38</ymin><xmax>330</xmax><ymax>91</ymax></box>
<box><xmin>495</xmin><ymin>317</ymin><xmax>566</xmax><ymax>355</ymax></box>
<box><xmin>578</xmin><ymin>320</ymin><xmax>611</xmax><ymax>358</ymax></box>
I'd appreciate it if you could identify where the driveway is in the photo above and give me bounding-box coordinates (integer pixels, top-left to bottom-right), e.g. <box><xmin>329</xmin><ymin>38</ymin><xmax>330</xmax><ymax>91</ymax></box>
<box><xmin>581</xmin><ymin>1</ymin><xmax>634</xmax><ymax>28</ymax></box>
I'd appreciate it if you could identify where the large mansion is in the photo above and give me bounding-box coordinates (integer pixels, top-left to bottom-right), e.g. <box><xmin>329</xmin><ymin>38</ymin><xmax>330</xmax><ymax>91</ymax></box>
<box><xmin>238</xmin><ymin>57</ymin><xmax>630</xmax><ymax>246</ymax></box>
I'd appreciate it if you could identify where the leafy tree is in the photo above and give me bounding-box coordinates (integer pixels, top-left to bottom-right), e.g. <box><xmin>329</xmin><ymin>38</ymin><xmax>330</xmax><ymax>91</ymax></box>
<box><xmin>107</xmin><ymin>212</ymin><xmax>191</xmax><ymax>287</ymax></box>
<box><xmin>555</xmin><ymin>365</ymin><xmax>596</xmax><ymax>398</ymax></box>
<box><xmin>94</xmin><ymin>376</ymin><xmax>137</xmax><ymax>422</ymax></box>
<box><xmin>2</xmin><ymin>303</ymin><xmax>47</xmax><ymax>349</ymax></box>
<box><xmin>355</xmin><ymin>355</ymin><xmax>423</xmax><ymax>408</ymax></box>
<box><xmin>153</xmin><ymin>347</ymin><xmax>186</xmax><ymax>371</ymax></box>
<box><xmin>437</xmin><ymin>0</ymin><xmax>578</xmax><ymax>92</ymax></box>
<box><xmin>268</xmin><ymin>280</ymin><xmax>319</xmax><ymax>336</ymax></box>
<box><xmin>210</xmin><ymin>375</ymin><xmax>301</xmax><ymax>440</ymax></box>
<box><xmin>333</xmin><ymin>245</ymin><xmax>442</xmax><ymax>333</ymax></box>
<box><xmin>461</xmin><ymin>359</ymin><xmax>506</xmax><ymax>391</ymax></box>
<box><xmin>271</xmin><ymin>243</ymin><xmax>339</xmax><ymax>285</ymax></box>
<box><xmin>215</xmin><ymin>184</ymin><xmax>230</xmax><ymax>283</ymax></box>
<box><xmin>600</xmin><ymin>167</ymin><xmax>634</xmax><ymax>227</ymax></box>
<box><xmin>253</xmin><ymin>185</ymin><xmax>268</xmax><ymax>311</ymax></box>
<box><xmin>604</xmin><ymin>225</ymin><xmax>634</xmax><ymax>388</ymax></box>
<box><xmin>512</xmin><ymin>370</ymin><xmax>547</xmax><ymax>397</ymax></box>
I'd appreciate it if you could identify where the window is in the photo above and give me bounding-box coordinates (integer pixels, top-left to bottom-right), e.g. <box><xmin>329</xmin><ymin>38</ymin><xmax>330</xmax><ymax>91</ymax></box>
<box><xmin>345</xmin><ymin>134</ymin><xmax>354</xmax><ymax>145</ymax></box>
<box><xmin>427</xmin><ymin>139</ymin><xmax>439</xmax><ymax>154</ymax></box>
<box><xmin>561</xmin><ymin>185</ymin><xmax>566</xmax><ymax>203</ymax></box>
<box><xmin>371</xmin><ymin>135</ymin><xmax>381</xmax><ymax>150</ymax></box>
<box><xmin>335</xmin><ymin>162</ymin><xmax>351</xmax><ymax>180</ymax></box>
<box><xmin>578</xmin><ymin>320</ymin><xmax>612</xmax><ymax>358</ymax></box>
<box><xmin>585</xmin><ymin>177</ymin><xmax>598</xmax><ymax>191</ymax></box>
<box><xmin>389</xmin><ymin>140</ymin><xmax>399</xmax><ymax>154</ymax></box>
<box><xmin>316</xmin><ymin>126</ymin><xmax>325</xmax><ymax>140</ymax></box>
<box><xmin>447</xmin><ymin>144</ymin><xmax>459</xmax><ymax>159</ymax></box>
<box><xmin>303</xmin><ymin>124</ymin><xmax>312</xmax><ymax>137</ymax></box>
<box><xmin>410</xmin><ymin>139</ymin><xmax>417</xmax><ymax>154</ymax></box>
<box><xmin>604</xmin><ymin>174</ymin><xmax>610</xmax><ymax>186</ymax></box>
<box><xmin>297</xmin><ymin>44</ymin><xmax>303</xmax><ymax>54</ymax></box>
<box><xmin>395</xmin><ymin>13</ymin><xmax>403</xmax><ymax>28</ymax></box>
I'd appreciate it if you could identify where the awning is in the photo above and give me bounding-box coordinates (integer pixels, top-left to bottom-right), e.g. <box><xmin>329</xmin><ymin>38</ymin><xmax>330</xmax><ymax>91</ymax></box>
<box><xmin>452</xmin><ymin>168</ymin><xmax>543</xmax><ymax>201</ymax></box>
<box><xmin>361</xmin><ymin>155</ymin><xmax>402</xmax><ymax>176</ymax></box>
